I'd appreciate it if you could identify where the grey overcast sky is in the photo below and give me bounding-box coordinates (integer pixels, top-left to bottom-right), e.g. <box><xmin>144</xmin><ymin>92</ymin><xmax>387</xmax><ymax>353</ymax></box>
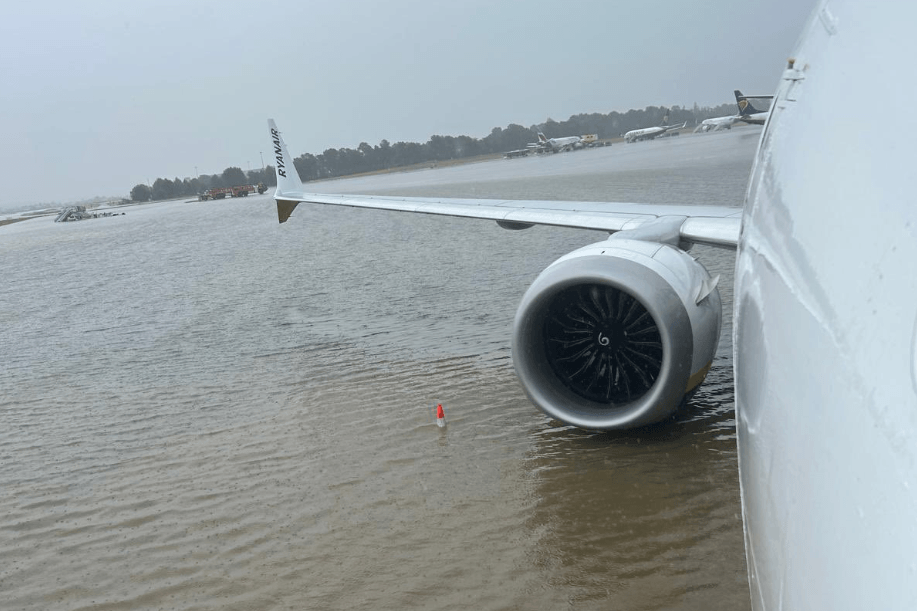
<box><xmin>1</xmin><ymin>0</ymin><xmax>817</xmax><ymax>210</ymax></box>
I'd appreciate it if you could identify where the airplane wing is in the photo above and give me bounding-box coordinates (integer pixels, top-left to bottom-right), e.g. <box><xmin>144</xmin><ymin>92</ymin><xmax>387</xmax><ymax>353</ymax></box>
<box><xmin>269</xmin><ymin>120</ymin><xmax>742</xmax><ymax>249</ymax></box>
<box><xmin>275</xmin><ymin>192</ymin><xmax>741</xmax><ymax>248</ymax></box>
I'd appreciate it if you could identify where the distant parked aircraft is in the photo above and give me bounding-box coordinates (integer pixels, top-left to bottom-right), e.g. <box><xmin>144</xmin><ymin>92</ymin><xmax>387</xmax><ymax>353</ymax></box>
<box><xmin>527</xmin><ymin>132</ymin><xmax>584</xmax><ymax>153</ymax></box>
<box><xmin>623</xmin><ymin>110</ymin><xmax>686</xmax><ymax>142</ymax></box>
<box><xmin>694</xmin><ymin>90</ymin><xmax>774</xmax><ymax>132</ymax></box>
<box><xmin>694</xmin><ymin>114</ymin><xmax>740</xmax><ymax>133</ymax></box>
<box><xmin>733</xmin><ymin>89</ymin><xmax>771</xmax><ymax>125</ymax></box>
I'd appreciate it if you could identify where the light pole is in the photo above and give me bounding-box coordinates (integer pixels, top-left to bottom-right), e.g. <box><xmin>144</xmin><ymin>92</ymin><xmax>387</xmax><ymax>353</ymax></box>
<box><xmin>259</xmin><ymin>151</ymin><xmax>264</xmax><ymax>171</ymax></box>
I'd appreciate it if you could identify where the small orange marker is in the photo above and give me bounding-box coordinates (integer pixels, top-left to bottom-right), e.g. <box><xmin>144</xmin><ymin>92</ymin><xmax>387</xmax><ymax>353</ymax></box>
<box><xmin>436</xmin><ymin>403</ymin><xmax>446</xmax><ymax>428</ymax></box>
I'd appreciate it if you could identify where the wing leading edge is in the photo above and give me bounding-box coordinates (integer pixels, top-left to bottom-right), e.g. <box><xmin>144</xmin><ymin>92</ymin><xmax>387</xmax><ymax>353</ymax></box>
<box><xmin>268</xmin><ymin>119</ymin><xmax>742</xmax><ymax>249</ymax></box>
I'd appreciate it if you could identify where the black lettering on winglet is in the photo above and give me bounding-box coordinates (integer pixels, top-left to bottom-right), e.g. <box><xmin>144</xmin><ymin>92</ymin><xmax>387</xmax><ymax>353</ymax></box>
<box><xmin>271</xmin><ymin>128</ymin><xmax>288</xmax><ymax>179</ymax></box>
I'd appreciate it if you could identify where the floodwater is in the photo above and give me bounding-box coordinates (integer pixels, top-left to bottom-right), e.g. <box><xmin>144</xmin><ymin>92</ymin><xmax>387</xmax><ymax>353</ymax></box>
<box><xmin>1</xmin><ymin>128</ymin><xmax>760</xmax><ymax>610</ymax></box>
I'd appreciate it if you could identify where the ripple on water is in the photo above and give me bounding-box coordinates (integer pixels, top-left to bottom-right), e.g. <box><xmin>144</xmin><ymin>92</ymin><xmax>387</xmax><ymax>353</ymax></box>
<box><xmin>0</xmin><ymin>133</ymin><xmax>753</xmax><ymax>610</ymax></box>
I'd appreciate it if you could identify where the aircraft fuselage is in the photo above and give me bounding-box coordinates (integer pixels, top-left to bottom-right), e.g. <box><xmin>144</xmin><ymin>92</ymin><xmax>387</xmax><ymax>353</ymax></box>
<box><xmin>624</xmin><ymin>122</ymin><xmax>683</xmax><ymax>143</ymax></box>
<box><xmin>734</xmin><ymin>3</ymin><xmax>917</xmax><ymax>608</ymax></box>
<box><xmin>737</xmin><ymin>112</ymin><xmax>768</xmax><ymax>125</ymax></box>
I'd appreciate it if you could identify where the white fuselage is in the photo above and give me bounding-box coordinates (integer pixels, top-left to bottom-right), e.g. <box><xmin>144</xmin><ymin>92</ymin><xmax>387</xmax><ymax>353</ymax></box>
<box><xmin>735</xmin><ymin>2</ymin><xmax>917</xmax><ymax>609</ymax></box>
<box><xmin>695</xmin><ymin>115</ymin><xmax>739</xmax><ymax>132</ymax></box>
<box><xmin>624</xmin><ymin>123</ymin><xmax>680</xmax><ymax>143</ymax></box>
<box><xmin>737</xmin><ymin>111</ymin><xmax>768</xmax><ymax>125</ymax></box>
<box><xmin>542</xmin><ymin>135</ymin><xmax>582</xmax><ymax>151</ymax></box>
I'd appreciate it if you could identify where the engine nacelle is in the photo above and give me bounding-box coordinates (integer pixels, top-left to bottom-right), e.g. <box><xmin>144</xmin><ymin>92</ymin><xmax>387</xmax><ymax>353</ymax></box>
<box><xmin>512</xmin><ymin>237</ymin><xmax>721</xmax><ymax>430</ymax></box>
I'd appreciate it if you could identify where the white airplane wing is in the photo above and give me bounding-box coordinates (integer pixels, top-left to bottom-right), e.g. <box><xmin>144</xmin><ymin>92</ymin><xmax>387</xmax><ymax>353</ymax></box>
<box><xmin>269</xmin><ymin>120</ymin><xmax>741</xmax><ymax>249</ymax></box>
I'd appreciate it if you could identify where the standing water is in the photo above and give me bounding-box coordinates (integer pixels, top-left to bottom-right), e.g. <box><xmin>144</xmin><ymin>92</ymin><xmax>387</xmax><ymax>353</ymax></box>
<box><xmin>1</xmin><ymin>129</ymin><xmax>759</xmax><ymax>610</ymax></box>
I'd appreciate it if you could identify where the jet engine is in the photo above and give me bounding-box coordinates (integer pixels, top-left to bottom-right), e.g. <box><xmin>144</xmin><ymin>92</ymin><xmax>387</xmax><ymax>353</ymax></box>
<box><xmin>511</xmin><ymin>237</ymin><xmax>721</xmax><ymax>430</ymax></box>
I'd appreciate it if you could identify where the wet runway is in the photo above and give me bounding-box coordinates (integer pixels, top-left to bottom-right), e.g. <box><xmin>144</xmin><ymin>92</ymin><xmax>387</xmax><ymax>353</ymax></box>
<box><xmin>1</xmin><ymin>128</ymin><xmax>760</xmax><ymax>610</ymax></box>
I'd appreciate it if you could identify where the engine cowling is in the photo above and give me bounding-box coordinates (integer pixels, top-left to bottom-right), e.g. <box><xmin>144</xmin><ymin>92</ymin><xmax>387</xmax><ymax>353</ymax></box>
<box><xmin>512</xmin><ymin>237</ymin><xmax>721</xmax><ymax>430</ymax></box>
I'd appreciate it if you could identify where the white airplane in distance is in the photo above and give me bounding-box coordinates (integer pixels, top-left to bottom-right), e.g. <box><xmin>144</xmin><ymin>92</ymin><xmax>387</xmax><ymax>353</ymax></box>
<box><xmin>527</xmin><ymin>131</ymin><xmax>583</xmax><ymax>153</ymax></box>
<box><xmin>694</xmin><ymin>90</ymin><xmax>775</xmax><ymax>133</ymax></box>
<box><xmin>268</xmin><ymin>2</ymin><xmax>917</xmax><ymax>608</ymax></box>
<box><xmin>694</xmin><ymin>89</ymin><xmax>774</xmax><ymax>133</ymax></box>
<box><xmin>623</xmin><ymin>110</ymin><xmax>687</xmax><ymax>142</ymax></box>
<box><xmin>733</xmin><ymin>89</ymin><xmax>772</xmax><ymax>125</ymax></box>
<box><xmin>693</xmin><ymin>114</ymin><xmax>738</xmax><ymax>132</ymax></box>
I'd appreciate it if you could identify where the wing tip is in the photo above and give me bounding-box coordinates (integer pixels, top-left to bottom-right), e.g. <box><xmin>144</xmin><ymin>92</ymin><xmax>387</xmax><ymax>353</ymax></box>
<box><xmin>277</xmin><ymin>199</ymin><xmax>299</xmax><ymax>224</ymax></box>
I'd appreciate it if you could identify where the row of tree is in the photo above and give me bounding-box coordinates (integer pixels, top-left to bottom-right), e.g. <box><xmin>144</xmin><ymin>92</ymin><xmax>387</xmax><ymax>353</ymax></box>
<box><xmin>130</xmin><ymin>166</ymin><xmax>273</xmax><ymax>202</ymax></box>
<box><xmin>130</xmin><ymin>102</ymin><xmax>735</xmax><ymax>202</ymax></box>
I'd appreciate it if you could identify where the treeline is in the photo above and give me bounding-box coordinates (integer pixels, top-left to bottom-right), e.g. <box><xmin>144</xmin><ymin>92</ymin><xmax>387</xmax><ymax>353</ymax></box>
<box><xmin>287</xmin><ymin>103</ymin><xmax>734</xmax><ymax>182</ymax></box>
<box><xmin>130</xmin><ymin>102</ymin><xmax>735</xmax><ymax>202</ymax></box>
<box><xmin>130</xmin><ymin>166</ymin><xmax>273</xmax><ymax>202</ymax></box>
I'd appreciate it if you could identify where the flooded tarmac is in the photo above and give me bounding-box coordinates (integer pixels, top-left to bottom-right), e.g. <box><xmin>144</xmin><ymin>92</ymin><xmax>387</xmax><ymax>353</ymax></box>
<box><xmin>1</xmin><ymin>128</ymin><xmax>759</xmax><ymax>610</ymax></box>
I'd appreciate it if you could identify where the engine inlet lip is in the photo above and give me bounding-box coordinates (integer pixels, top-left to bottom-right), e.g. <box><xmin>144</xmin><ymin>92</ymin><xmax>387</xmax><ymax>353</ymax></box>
<box><xmin>512</xmin><ymin>255</ymin><xmax>693</xmax><ymax>430</ymax></box>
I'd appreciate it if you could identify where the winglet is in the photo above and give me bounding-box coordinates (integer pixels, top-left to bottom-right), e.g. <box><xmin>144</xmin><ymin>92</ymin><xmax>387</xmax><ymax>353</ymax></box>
<box><xmin>276</xmin><ymin>199</ymin><xmax>300</xmax><ymax>224</ymax></box>
<box><xmin>268</xmin><ymin>119</ymin><xmax>304</xmax><ymax>223</ymax></box>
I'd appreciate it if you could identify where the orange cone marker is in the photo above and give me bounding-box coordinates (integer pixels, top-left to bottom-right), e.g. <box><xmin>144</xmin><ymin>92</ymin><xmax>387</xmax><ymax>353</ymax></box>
<box><xmin>436</xmin><ymin>403</ymin><xmax>446</xmax><ymax>428</ymax></box>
